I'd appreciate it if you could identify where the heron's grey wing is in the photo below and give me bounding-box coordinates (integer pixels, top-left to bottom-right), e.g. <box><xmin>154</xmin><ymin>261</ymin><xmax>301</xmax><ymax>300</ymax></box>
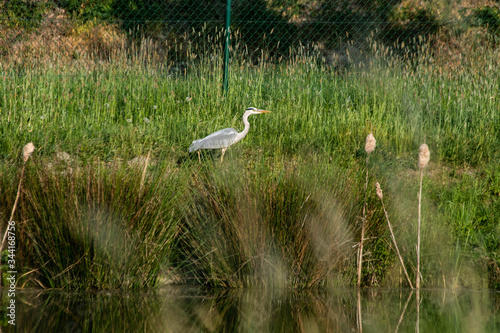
<box><xmin>189</xmin><ymin>128</ymin><xmax>238</xmax><ymax>152</ymax></box>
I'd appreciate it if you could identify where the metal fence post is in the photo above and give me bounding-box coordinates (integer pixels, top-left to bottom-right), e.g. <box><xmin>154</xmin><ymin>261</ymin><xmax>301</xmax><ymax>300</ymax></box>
<box><xmin>222</xmin><ymin>0</ymin><xmax>231</xmax><ymax>94</ymax></box>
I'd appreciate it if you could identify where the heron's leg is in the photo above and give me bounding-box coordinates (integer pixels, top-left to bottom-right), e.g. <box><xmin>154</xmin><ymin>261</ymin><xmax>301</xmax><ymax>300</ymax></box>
<box><xmin>221</xmin><ymin>148</ymin><xmax>227</xmax><ymax>162</ymax></box>
<box><xmin>197</xmin><ymin>151</ymin><xmax>201</xmax><ymax>163</ymax></box>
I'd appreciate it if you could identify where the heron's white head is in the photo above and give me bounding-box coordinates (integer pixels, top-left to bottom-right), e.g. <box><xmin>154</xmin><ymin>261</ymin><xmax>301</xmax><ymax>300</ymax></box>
<box><xmin>245</xmin><ymin>107</ymin><xmax>271</xmax><ymax>114</ymax></box>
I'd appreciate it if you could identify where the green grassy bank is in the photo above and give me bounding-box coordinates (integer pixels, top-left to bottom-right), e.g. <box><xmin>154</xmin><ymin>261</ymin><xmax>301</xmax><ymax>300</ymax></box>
<box><xmin>1</xmin><ymin>47</ymin><xmax>499</xmax><ymax>289</ymax></box>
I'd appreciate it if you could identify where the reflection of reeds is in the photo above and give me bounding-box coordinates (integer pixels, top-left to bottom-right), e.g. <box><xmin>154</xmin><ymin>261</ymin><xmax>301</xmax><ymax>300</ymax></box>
<box><xmin>357</xmin><ymin>289</ymin><xmax>363</xmax><ymax>333</ymax></box>
<box><xmin>395</xmin><ymin>290</ymin><xmax>413</xmax><ymax>333</ymax></box>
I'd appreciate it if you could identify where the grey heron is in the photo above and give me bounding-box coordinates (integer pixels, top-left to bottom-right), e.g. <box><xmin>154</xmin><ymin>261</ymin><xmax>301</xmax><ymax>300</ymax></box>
<box><xmin>189</xmin><ymin>107</ymin><xmax>271</xmax><ymax>161</ymax></box>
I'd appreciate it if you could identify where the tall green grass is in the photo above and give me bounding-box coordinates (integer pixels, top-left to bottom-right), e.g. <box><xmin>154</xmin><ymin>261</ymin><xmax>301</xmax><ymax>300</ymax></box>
<box><xmin>1</xmin><ymin>40</ymin><xmax>499</xmax><ymax>289</ymax></box>
<box><xmin>1</xmin><ymin>53</ymin><xmax>498</xmax><ymax>165</ymax></box>
<box><xmin>173</xmin><ymin>160</ymin><xmax>356</xmax><ymax>288</ymax></box>
<box><xmin>1</xmin><ymin>157</ymin><xmax>185</xmax><ymax>289</ymax></box>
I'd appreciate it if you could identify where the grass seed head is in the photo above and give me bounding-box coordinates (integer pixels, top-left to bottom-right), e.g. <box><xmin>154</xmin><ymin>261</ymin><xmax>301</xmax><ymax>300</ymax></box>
<box><xmin>23</xmin><ymin>142</ymin><xmax>35</xmax><ymax>162</ymax></box>
<box><xmin>419</xmin><ymin>143</ymin><xmax>430</xmax><ymax>169</ymax></box>
<box><xmin>375</xmin><ymin>182</ymin><xmax>383</xmax><ymax>200</ymax></box>
<box><xmin>365</xmin><ymin>133</ymin><xmax>376</xmax><ymax>154</ymax></box>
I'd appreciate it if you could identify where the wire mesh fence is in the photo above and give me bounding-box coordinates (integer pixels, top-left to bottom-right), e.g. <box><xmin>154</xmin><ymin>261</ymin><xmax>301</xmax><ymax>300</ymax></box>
<box><xmin>1</xmin><ymin>0</ymin><xmax>499</xmax><ymax>72</ymax></box>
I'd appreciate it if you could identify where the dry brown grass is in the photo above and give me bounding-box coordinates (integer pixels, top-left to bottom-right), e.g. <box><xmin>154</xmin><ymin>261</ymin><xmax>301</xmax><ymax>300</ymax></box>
<box><xmin>431</xmin><ymin>26</ymin><xmax>500</xmax><ymax>73</ymax></box>
<box><xmin>394</xmin><ymin>0</ymin><xmax>498</xmax><ymax>21</ymax></box>
<box><xmin>1</xmin><ymin>9</ymin><xmax>129</xmax><ymax>68</ymax></box>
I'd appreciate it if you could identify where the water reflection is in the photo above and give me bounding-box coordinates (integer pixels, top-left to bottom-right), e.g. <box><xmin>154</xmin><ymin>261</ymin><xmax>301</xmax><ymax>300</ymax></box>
<box><xmin>0</xmin><ymin>287</ymin><xmax>499</xmax><ymax>332</ymax></box>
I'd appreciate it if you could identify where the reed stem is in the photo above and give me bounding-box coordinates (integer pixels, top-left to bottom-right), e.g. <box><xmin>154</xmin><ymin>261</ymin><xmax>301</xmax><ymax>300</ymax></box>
<box><xmin>358</xmin><ymin>133</ymin><xmax>376</xmax><ymax>288</ymax></box>
<box><xmin>1</xmin><ymin>143</ymin><xmax>35</xmax><ymax>285</ymax></box>
<box><xmin>416</xmin><ymin>143</ymin><xmax>429</xmax><ymax>289</ymax></box>
<box><xmin>358</xmin><ymin>155</ymin><xmax>370</xmax><ymax>287</ymax></box>
<box><xmin>376</xmin><ymin>182</ymin><xmax>413</xmax><ymax>289</ymax></box>
<box><xmin>416</xmin><ymin>168</ymin><xmax>423</xmax><ymax>289</ymax></box>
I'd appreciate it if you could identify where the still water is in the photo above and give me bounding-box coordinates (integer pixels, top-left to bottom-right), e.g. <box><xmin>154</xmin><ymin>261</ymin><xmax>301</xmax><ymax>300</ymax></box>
<box><xmin>1</xmin><ymin>287</ymin><xmax>499</xmax><ymax>332</ymax></box>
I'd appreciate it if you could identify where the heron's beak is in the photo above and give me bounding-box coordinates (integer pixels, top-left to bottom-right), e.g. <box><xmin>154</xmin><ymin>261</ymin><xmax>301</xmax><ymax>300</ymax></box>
<box><xmin>258</xmin><ymin>110</ymin><xmax>271</xmax><ymax>113</ymax></box>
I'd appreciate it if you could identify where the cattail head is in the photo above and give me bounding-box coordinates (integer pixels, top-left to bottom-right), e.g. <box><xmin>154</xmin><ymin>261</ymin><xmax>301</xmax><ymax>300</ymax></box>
<box><xmin>22</xmin><ymin>142</ymin><xmax>35</xmax><ymax>162</ymax></box>
<box><xmin>419</xmin><ymin>143</ymin><xmax>430</xmax><ymax>169</ymax></box>
<box><xmin>375</xmin><ymin>182</ymin><xmax>383</xmax><ymax>200</ymax></box>
<box><xmin>365</xmin><ymin>133</ymin><xmax>376</xmax><ymax>154</ymax></box>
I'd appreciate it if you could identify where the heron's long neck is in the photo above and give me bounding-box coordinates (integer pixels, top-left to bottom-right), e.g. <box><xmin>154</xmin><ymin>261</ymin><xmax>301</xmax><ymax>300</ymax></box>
<box><xmin>235</xmin><ymin>112</ymin><xmax>251</xmax><ymax>143</ymax></box>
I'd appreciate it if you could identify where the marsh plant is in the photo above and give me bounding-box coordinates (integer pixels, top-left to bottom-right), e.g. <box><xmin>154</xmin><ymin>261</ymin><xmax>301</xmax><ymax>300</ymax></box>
<box><xmin>1</xmin><ymin>157</ymin><xmax>185</xmax><ymax>289</ymax></box>
<box><xmin>173</xmin><ymin>162</ymin><xmax>355</xmax><ymax>289</ymax></box>
<box><xmin>0</xmin><ymin>142</ymin><xmax>35</xmax><ymax>285</ymax></box>
<box><xmin>416</xmin><ymin>143</ymin><xmax>430</xmax><ymax>289</ymax></box>
<box><xmin>0</xmin><ymin>27</ymin><xmax>499</xmax><ymax>289</ymax></box>
<box><xmin>358</xmin><ymin>133</ymin><xmax>377</xmax><ymax>287</ymax></box>
<box><xmin>375</xmin><ymin>182</ymin><xmax>413</xmax><ymax>289</ymax></box>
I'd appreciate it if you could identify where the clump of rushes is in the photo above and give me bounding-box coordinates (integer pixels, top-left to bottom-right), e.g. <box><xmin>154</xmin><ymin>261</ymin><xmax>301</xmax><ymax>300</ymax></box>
<box><xmin>375</xmin><ymin>182</ymin><xmax>413</xmax><ymax>289</ymax></box>
<box><xmin>17</xmin><ymin>159</ymin><xmax>183</xmax><ymax>289</ymax></box>
<box><xmin>358</xmin><ymin>133</ymin><xmax>376</xmax><ymax>287</ymax></box>
<box><xmin>1</xmin><ymin>143</ymin><xmax>35</xmax><ymax>285</ymax></box>
<box><xmin>416</xmin><ymin>143</ymin><xmax>430</xmax><ymax>289</ymax></box>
